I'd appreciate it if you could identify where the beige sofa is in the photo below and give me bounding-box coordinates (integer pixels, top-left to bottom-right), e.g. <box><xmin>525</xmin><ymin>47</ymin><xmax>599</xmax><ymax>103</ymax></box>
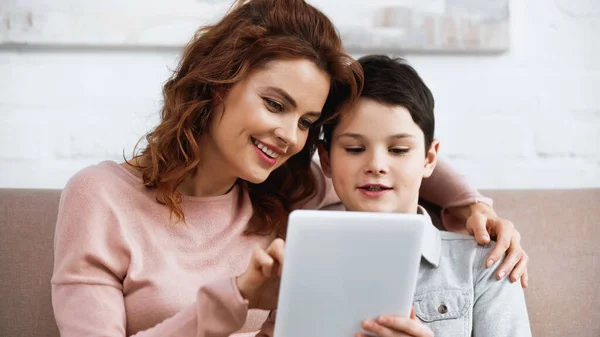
<box><xmin>1</xmin><ymin>188</ymin><xmax>598</xmax><ymax>337</ymax></box>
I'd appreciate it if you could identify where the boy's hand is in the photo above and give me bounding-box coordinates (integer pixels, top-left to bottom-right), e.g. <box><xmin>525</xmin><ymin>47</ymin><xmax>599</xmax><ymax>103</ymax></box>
<box><xmin>356</xmin><ymin>308</ymin><xmax>433</xmax><ymax>337</ymax></box>
<box><xmin>452</xmin><ymin>202</ymin><xmax>529</xmax><ymax>288</ymax></box>
<box><xmin>236</xmin><ymin>238</ymin><xmax>285</xmax><ymax>310</ymax></box>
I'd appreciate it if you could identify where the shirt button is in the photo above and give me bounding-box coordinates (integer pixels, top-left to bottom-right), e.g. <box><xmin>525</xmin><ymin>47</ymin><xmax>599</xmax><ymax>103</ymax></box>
<box><xmin>438</xmin><ymin>304</ymin><xmax>448</xmax><ymax>314</ymax></box>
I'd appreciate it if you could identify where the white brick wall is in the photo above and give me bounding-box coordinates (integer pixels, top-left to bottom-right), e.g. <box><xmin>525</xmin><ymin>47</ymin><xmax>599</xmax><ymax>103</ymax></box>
<box><xmin>1</xmin><ymin>0</ymin><xmax>599</xmax><ymax>189</ymax></box>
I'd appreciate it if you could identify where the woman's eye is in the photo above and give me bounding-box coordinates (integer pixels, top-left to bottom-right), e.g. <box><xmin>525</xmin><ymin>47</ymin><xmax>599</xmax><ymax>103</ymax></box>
<box><xmin>265</xmin><ymin>98</ymin><xmax>284</xmax><ymax>112</ymax></box>
<box><xmin>344</xmin><ymin>147</ymin><xmax>364</xmax><ymax>154</ymax></box>
<box><xmin>390</xmin><ymin>148</ymin><xmax>409</xmax><ymax>155</ymax></box>
<box><xmin>299</xmin><ymin>119</ymin><xmax>314</xmax><ymax>130</ymax></box>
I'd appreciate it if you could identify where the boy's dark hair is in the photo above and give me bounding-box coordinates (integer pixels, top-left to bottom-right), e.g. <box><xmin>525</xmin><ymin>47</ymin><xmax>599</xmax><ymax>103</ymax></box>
<box><xmin>322</xmin><ymin>54</ymin><xmax>435</xmax><ymax>154</ymax></box>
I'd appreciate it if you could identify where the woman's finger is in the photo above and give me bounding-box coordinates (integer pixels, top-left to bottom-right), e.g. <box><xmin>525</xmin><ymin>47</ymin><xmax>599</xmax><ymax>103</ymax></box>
<box><xmin>521</xmin><ymin>267</ymin><xmax>530</xmax><ymax>288</ymax></box>
<box><xmin>508</xmin><ymin>252</ymin><xmax>529</xmax><ymax>284</ymax></box>
<box><xmin>267</xmin><ymin>238</ymin><xmax>285</xmax><ymax>276</ymax></box>
<box><xmin>267</xmin><ymin>238</ymin><xmax>285</xmax><ymax>264</ymax></box>
<box><xmin>466</xmin><ymin>212</ymin><xmax>491</xmax><ymax>244</ymax></box>
<box><xmin>495</xmin><ymin>246</ymin><xmax>522</xmax><ymax>281</ymax></box>
<box><xmin>267</xmin><ymin>238</ymin><xmax>285</xmax><ymax>277</ymax></box>
<box><xmin>485</xmin><ymin>219</ymin><xmax>514</xmax><ymax>268</ymax></box>
<box><xmin>253</xmin><ymin>248</ymin><xmax>274</xmax><ymax>278</ymax></box>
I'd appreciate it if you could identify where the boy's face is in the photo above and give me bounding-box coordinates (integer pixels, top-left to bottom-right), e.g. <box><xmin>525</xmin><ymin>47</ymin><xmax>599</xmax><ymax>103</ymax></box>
<box><xmin>319</xmin><ymin>98</ymin><xmax>438</xmax><ymax>214</ymax></box>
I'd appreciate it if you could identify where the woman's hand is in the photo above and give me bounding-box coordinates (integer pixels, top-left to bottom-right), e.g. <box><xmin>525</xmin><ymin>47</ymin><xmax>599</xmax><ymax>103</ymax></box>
<box><xmin>236</xmin><ymin>238</ymin><xmax>285</xmax><ymax>310</ymax></box>
<box><xmin>356</xmin><ymin>308</ymin><xmax>433</xmax><ymax>337</ymax></box>
<box><xmin>449</xmin><ymin>202</ymin><xmax>529</xmax><ymax>288</ymax></box>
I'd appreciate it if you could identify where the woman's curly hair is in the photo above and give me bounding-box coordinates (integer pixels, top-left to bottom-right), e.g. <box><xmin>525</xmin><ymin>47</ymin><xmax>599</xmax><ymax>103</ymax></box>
<box><xmin>128</xmin><ymin>0</ymin><xmax>363</xmax><ymax>236</ymax></box>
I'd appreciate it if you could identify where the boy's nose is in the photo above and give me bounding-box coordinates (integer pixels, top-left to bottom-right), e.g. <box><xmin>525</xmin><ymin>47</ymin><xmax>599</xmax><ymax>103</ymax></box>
<box><xmin>364</xmin><ymin>152</ymin><xmax>389</xmax><ymax>175</ymax></box>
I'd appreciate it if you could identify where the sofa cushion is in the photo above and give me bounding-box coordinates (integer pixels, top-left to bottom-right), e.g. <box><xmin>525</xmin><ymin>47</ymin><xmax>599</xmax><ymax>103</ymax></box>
<box><xmin>0</xmin><ymin>189</ymin><xmax>61</xmax><ymax>337</ymax></box>
<box><xmin>0</xmin><ymin>188</ymin><xmax>598</xmax><ymax>337</ymax></box>
<box><xmin>483</xmin><ymin>189</ymin><xmax>600</xmax><ymax>337</ymax></box>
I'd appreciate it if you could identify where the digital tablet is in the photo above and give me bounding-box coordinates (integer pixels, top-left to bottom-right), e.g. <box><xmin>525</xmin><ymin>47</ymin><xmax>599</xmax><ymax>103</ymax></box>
<box><xmin>274</xmin><ymin>210</ymin><xmax>426</xmax><ymax>337</ymax></box>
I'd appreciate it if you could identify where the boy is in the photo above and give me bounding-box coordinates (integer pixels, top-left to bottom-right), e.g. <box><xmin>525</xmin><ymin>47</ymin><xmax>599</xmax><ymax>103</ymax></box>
<box><xmin>317</xmin><ymin>55</ymin><xmax>532</xmax><ymax>337</ymax></box>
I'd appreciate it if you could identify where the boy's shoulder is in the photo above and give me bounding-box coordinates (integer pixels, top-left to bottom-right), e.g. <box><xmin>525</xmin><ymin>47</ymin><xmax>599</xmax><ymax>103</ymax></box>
<box><xmin>438</xmin><ymin>231</ymin><xmax>497</xmax><ymax>268</ymax></box>
<box><xmin>440</xmin><ymin>230</ymin><xmax>496</xmax><ymax>247</ymax></box>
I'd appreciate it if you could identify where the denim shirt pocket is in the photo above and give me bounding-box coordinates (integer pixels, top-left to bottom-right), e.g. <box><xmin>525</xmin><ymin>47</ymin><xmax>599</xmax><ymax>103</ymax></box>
<box><xmin>414</xmin><ymin>289</ymin><xmax>471</xmax><ymax>337</ymax></box>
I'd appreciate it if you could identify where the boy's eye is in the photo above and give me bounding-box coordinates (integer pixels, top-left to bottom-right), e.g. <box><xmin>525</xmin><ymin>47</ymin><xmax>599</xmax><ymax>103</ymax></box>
<box><xmin>390</xmin><ymin>148</ymin><xmax>410</xmax><ymax>154</ymax></box>
<box><xmin>264</xmin><ymin>98</ymin><xmax>284</xmax><ymax>112</ymax></box>
<box><xmin>345</xmin><ymin>147</ymin><xmax>364</xmax><ymax>154</ymax></box>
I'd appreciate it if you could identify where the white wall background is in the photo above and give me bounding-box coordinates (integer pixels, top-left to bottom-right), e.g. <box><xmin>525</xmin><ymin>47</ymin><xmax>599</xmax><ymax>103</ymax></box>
<box><xmin>1</xmin><ymin>0</ymin><xmax>599</xmax><ymax>190</ymax></box>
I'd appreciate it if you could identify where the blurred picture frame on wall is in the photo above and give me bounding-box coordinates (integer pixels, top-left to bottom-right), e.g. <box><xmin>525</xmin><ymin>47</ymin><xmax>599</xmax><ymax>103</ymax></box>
<box><xmin>321</xmin><ymin>0</ymin><xmax>510</xmax><ymax>53</ymax></box>
<box><xmin>0</xmin><ymin>0</ymin><xmax>509</xmax><ymax>53</ymax></box>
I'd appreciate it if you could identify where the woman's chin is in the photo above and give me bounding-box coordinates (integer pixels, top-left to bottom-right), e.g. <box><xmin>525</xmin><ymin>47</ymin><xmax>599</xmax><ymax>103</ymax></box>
<box><xmin>239</xmin><ymin>170</ymin><xmax>271</xmax><ymax>185</ymax></box>
<box><xmin>239</xmin><ymin>160</ymin><xmax>287</xmax><ymax>185</ymax></box>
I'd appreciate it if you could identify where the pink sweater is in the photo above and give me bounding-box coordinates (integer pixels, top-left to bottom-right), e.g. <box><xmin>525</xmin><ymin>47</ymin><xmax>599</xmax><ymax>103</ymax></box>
<box><xmin>51</xmin><ymin>160</ymin><xmax>489</xmax><ymax>337</ymax></box>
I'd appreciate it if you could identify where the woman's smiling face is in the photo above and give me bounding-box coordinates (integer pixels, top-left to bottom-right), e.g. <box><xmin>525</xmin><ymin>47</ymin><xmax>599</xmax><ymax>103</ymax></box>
<box><xmin>200</xmin><ymin>58</ymin><xmax>331</xmax><ymax>185</ymax></box>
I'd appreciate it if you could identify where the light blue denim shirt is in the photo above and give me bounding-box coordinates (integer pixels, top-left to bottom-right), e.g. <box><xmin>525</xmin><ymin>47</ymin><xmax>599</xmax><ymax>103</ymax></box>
<box><xmin>415</xmin><ymin>206</ymin><xmax>532</xmax><ymax>336</ymax></box>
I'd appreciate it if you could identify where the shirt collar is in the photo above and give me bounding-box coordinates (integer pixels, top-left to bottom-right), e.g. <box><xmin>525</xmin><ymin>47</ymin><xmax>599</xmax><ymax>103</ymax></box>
<box><xmin>417</xmin><ymin>205</ymin><xmax>442</xmax><ymax>267</ymax></box>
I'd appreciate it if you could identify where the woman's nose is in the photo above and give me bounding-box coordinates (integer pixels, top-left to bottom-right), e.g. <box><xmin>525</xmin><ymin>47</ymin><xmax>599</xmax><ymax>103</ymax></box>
<box><xmin>273</xmin><ymin>121</ymin><xmax>298</xmax><ymax>147</ymax></box>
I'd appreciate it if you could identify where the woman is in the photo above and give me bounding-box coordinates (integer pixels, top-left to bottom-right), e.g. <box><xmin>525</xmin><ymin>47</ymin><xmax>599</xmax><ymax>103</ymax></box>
<box><xmin>51</xmin><ymin>1</ymin><xmax>527</xmax><ymax>336</ymax></box>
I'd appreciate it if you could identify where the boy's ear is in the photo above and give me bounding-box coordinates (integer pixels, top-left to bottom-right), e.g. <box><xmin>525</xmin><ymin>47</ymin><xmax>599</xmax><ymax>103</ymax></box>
<box><xmin>317</xmin><ymin>143</ymin><xmax>333</xmax><ymax>178</ymax></box>
<box><xmin>423</xmin><ymin>139</ymin><xmax>440</xmax><ymax>179</ymax></box>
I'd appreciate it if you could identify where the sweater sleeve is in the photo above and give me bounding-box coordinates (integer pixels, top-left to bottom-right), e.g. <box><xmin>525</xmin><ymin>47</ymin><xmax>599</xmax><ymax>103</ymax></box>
<box><xmin>420</xmin><ymin>158</ymin><xmax>493</xmax><ymax>208</ymax></box>
<box><xmin>420</xmin><ymin>158</ymin><xmax>494</xmax><ymax>230</ymax></box>
<box><xmin>51</xmin><ymin>170</ymin><xmax>249</xmax><ymax>337</ymax></box>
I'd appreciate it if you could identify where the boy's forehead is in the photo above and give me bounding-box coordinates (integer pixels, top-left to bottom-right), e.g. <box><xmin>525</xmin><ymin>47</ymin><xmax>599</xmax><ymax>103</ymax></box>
<box><xmin>330</xmin><ymin>97</ymin><xmax>425</xmax><ymax>146</ymax></box>
<box><xmin>336</xmin><ymin>99</ymin><xmax>410</xmax><ymax>130</ymax></box>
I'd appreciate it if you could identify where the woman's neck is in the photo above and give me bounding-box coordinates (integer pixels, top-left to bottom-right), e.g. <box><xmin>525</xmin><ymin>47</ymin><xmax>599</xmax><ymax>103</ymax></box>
<box><xmin>178</xmin><ymin>171</ymin><xmax>237</xmax><ymax>197</ymax></box>
<box><xmin>178</xmin><ymin>140</ymin><xmax>239</xmax><ymax>197</ymax></box>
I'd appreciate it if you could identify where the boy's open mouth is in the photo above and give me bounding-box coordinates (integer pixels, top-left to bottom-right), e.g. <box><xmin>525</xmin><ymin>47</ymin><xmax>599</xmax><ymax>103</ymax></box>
<box><xmin>358</xmin><ymin>184</ymin><xmax>392</xmax><ymax>191</ymax></box>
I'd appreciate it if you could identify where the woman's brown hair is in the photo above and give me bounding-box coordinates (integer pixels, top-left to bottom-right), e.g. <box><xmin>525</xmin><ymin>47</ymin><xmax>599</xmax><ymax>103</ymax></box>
<box><xmin>128</xmin><ymin>0</ymin><xmax>363</xmax><ymax>236</ymax></box>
